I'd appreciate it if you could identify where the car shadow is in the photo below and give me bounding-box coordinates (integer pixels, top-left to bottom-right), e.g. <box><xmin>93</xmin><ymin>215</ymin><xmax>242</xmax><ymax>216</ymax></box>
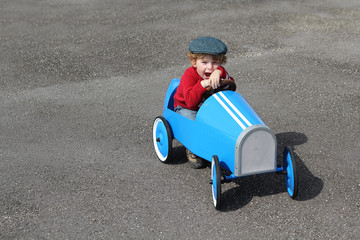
<box><xmin>218</xmin><ymin>132</ymin><xmax>323</xmax><ymax>212</ymax></box>
<box><xmin>168</xmin><ymin>145</ymin><xmax>188</xmax><ymax>165</ymax></box>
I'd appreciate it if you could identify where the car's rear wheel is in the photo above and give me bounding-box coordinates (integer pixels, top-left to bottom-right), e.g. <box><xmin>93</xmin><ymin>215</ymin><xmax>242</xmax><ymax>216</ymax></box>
<box><xmin>153</xmin><ymin>116</ymin><xmax>172</xmax><ymax>163</ymax></box>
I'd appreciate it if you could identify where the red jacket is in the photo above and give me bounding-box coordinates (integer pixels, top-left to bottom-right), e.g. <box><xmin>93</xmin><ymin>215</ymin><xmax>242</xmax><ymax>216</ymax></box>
<box><xmin>174</xmin><ymin>66</ymin><xmax>234</xmax><ymax>110</ymax></box>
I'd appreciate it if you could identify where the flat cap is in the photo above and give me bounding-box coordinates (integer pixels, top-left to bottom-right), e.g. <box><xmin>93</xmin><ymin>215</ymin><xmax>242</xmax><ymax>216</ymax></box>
<box><xmin>188</xmin><ymin>36</ymin><xmax>227</xmax><ymax>55</ymax></box>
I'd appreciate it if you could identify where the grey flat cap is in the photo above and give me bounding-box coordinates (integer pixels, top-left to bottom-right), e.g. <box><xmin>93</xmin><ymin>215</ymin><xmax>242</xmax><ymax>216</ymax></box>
<box><xmin>188</xmin><ymin>36</ymin><xmax>227</xmax><ymax>55</ymax></box>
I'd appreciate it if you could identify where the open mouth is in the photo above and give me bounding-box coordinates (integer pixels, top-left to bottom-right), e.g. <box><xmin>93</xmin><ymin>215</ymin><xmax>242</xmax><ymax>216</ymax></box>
<box><xmin>204</xmin><ymin>72</ymin><xmax>211</xmax><ymax>78</ymax></box>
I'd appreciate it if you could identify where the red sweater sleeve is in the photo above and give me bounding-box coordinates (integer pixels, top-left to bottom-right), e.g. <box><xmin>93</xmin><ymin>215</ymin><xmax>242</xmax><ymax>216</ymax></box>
<box><xmin>173</xmin><ymin>67</ymin><xmax>207</xmax><ymax>110</ymax></box>
<box><xmin>220</xmin><ymin>67</ymin><xmax>235</xmax><ymax>82</ymax></box>
<box><xmin>181</xmin><ymin>69</ymin><xmax>207</xmax><ymax>109</ymax></box>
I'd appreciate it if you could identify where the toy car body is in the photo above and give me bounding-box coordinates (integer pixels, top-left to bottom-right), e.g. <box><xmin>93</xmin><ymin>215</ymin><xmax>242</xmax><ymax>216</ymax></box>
<box><xmin>153</xmin><ymin>78</ymin><xmax>298</xmax><ymax>209</ymax></box>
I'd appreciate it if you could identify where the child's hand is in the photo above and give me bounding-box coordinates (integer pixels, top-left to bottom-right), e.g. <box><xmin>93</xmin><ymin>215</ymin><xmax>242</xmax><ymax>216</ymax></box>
<box><xmin>209</xmin><ymin>69</ymin><xmax>221</xmax><ymax>89</ymax></box>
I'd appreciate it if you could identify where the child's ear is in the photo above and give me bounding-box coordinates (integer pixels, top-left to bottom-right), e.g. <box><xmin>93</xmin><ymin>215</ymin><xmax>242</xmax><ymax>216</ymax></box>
<box><xmin>190</xmin><ymin>59</ymin><xmax>197</xmax><ymax>67</ymax></box>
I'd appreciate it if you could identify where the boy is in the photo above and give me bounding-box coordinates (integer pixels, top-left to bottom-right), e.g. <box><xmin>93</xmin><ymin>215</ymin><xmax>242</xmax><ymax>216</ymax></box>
<box><xmin>173</xmin><ymin>36</ymin><xmax>235</xmax><ymax>168</ymax></box>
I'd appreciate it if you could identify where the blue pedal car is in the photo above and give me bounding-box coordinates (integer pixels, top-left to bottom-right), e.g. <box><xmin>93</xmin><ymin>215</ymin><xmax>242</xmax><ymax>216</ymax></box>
<box><xmin>153</xmin><ymin>78</ymin><xmax>298</xmax><ymax>209</ymax></box>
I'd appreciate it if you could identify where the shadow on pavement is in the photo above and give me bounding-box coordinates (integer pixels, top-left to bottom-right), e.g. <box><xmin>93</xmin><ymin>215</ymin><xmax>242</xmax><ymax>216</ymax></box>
<box><xmin>167</xmin><ymin>145</ymin><xmax>188</xmax><ymax>165</ymax></box>
<box><xmin>218</xmin><ymin>132</ymin><xmax>323</xmax><ymax>212</ymax></box>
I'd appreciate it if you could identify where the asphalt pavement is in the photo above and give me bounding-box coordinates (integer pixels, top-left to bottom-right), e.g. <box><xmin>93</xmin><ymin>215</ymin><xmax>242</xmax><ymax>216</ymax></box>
<box><xmin>1</xmin><ymin>0</ymin><xmax>359</xmax><ymax>239</ymax></box>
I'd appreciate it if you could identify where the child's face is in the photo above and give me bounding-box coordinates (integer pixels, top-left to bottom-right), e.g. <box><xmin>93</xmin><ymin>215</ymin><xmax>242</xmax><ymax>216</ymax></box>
<box><xmin>191</xmin><ymin>55</ymin><xmax>221</xmax><ymax>80</ymax></box>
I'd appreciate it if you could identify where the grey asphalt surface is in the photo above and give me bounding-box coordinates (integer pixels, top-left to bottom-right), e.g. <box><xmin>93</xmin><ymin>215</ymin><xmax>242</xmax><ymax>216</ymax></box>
<box><xmin>1</xmin><ymin>0</ymin><xmax>359</xmax><ymax>239</ymax></box>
